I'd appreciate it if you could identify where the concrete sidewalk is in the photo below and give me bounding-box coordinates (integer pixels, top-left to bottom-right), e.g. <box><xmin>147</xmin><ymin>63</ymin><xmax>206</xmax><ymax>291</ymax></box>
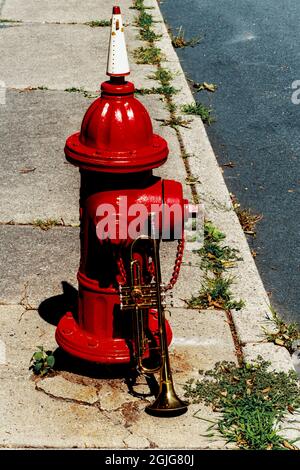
<box><xmin>0</xmin><ymin>0</ymin><xmax>295</xmax><ymax>449</ymax></box>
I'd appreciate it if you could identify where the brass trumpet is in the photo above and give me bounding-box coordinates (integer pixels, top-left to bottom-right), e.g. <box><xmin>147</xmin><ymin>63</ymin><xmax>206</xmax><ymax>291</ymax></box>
<box><xmin>120</xmin><ymin>235</ymin><xmax>188</xmax><ymax>417</ymax></box>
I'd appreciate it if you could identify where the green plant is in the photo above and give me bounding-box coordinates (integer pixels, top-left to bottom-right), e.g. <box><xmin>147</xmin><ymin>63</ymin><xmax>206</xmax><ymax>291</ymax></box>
<box><xmin>33</xmin><ymin>218</ymin><xmax>64</xmax><ymax>231</ymax></box>
<box><xmin>149</xmin><ymin>68</ymin><xmax>174</xmax><ymax>86</ymax></box>
<box><xmin>135</xmin><ymin>85</ymin><xmax>177</xmax><ymax>96</ymax></box>
<box><xmin>139</xmin><ymin>28</ymin><xmax>161</xmax><ymax>42</ymax></box>
<box><xmin>0</xmin><ymin>18</ymin><xmax>22</xmax><ymax>23</ymax></box>
<box><xmin>170</xmin><ymin>26</ymin><xmax>201</xmax><ymax>49</ymax></box>
<box><xmin>184</xmin><ymin>357</ymin><xmax>300</xmax><ymax>450</ymax></box>
<box><xmin>64</xmin><ymin>87</ymin><xmax>98</xmax><ymax>99</ymax></box>
<box><xmin>30</xmin><ymin>346</ymin><xmax>55</xmax><ymax>376</ymax></box>
<box><xmin>203</xmin><ymin>221</ymin><xmax>226</xmax><ymax>244</ymax></box>
<box><xmin>263</xmin><ymin>306</ymin><xmax>300</xmax><ymax>353</ymax></box>
<box><xmin>182</xmin><ymin>102</ymin><xmax>215</xmax><ymax>125</ymax></box>
<box><xmin>130</xmin><ymin>0</ymin><xmax>154</xmax><ymax>10</ymax></box>
<box><xmin>133</xmin><ymin>46</ymin><xmax>163</xmax><ymax>64</ymax></box>
<box><xmin>199</xmin><ymin>222</ymin><xmax>242</xmax><ymax>274</ymax></box>
<box><xmin>187</xmin><ymin>276</ymin><xmax>245</xmax><ymax>311</ymax></box>
<box><xmin>155</xmin><ymin>85</ymin><xmax>178</xmax><ymax>96</ymax></box>
<box><xmin>135</xmin><ymin>11</ymin><xmax>153</xmax><ymax>29</ymax></box>
<box><xmin>84</xmin><ymin>19</ymin><xmax>111</xmax><ymax>27</ymax></box>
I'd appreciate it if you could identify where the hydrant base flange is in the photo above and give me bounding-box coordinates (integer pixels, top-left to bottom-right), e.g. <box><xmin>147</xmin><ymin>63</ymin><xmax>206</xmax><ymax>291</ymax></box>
<box><xmin>56</xmin><ymin>312</ymin><xmax>131</xmax><ymax>364</ymax></box>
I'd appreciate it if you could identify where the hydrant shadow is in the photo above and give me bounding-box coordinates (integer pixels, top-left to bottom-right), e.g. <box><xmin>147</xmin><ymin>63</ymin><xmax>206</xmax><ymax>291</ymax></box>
<box><xmin>38</xmin><ymin>281</ymin><xmax>78</xmax><ymax>326</ymax></box>
<box><xmin>53</xmin><ymin>347</ymin><xmax>132</xmax><ymax>379</ymax></box>
<box><xmin>52</xmin><ymin>347</ymin><xmax>158</xmax><ymax>398</ymax></box>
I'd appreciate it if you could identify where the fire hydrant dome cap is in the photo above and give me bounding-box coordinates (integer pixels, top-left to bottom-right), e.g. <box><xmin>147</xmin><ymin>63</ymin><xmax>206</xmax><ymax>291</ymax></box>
<box><xmin>65</xmin><ymin>81</ymin><xmax>168</xmax><ymax>173</ymax></box>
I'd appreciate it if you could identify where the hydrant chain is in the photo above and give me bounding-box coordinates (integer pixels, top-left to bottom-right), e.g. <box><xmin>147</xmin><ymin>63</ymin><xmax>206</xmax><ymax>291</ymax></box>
<box><xmin>164</xmin><ymin>238</ymin><xmax>185</xmax><ymax>291</ymax></box>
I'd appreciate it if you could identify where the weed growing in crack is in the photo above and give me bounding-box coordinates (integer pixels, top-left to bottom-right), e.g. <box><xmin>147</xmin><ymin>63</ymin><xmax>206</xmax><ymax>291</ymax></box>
<box><xmin>133</xmin><ymin>46</ymin><xmax>164</xmax><ymax>64</ymax></box>
<box><xmin>130</xmin><ymin>0</ymin><xmax>154</xmax><ymax>10</ymax></box>
<box><xmin>32</xmin><ymin>219</ymin><xmax>65</xmax><ymax>231</ymax></box>
<box><xmin>64</xmin><ymin>87</ymin><xmax>98</xmax><ymax>99</ymax></box>
<box><xmin>135</xmin><ymin>10</ymin><xmax>153</xmax><ymax>29</ymax></box>
<box><xmin>198</xmin><ymin>222</ymin><xmax>242</xmax><ymax>275</ymax></box>
<box><xmin>0</xmin><ymin>18</ymin><xmax>22</xmax><ymax>23</ymax></box>
<box><xmin>184</xmin><ymin>357</ymin><xmax>300</xmax><ymax>450</ymax></box>
<box><xmin>84</xmin><ymin>19</ymin><xmax>111</xmax><ymax>27</ymax></box>
<box><xmin>263</xmin><ymin>306</ymin><xmax>300</xmax><ymax>353</ymax></box>
<box><xmin>187</xmin><ymin>275</ymin><xmax>245</xmax><ymax>311</ymax></box>
<box><xmin>139</xmin><ymin>27</ymin><xmax>161</xmax><ymax>42</ymax></box>
<box><xmin>231</xmin><ymin>194</ymin><xmax>263</xmax><ymax>236</ymax></box>
<box><xmin>186</xmin><ymin>221</ymin><xmax>244</xmax><ymax>310</ymax></box>
<box><xmin>135</xmin><ymin>85</ymin><xmax>177</xmax><ymax>96</ymax></box>
<box><xmin>148</xmin><ymin>68</ymin><xmax>174</xmax><ymax>85</ymax></box>
<box><xmin>170</xmin><ymin>26</ymin><xmax>201</xmax><ymax>49</ymax></box>
<box><xmin>182</xmin><ymin>102</ymin><xmax>215</xmax><ymax>125</ymax></box>
<box><xmin>30</xmin><ymin>346</ymin><xmax>55</xmax><ymax>377</ymax></box>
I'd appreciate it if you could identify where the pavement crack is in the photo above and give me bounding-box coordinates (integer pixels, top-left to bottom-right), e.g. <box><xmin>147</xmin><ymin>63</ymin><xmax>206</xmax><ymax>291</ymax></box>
<box><xmin>35</xmin><ymin>381</ymin><xmax>103</xmax><ymax>408</ymax></box>
<box><xmin>225</xmin><ymin>309</ymin><xmax>244</xmax><ymax>366</ymax></box>
<box><xmin>19</xmin><ymin>281</ymin><xmax>35</xmax><ymax>315</ymax></box>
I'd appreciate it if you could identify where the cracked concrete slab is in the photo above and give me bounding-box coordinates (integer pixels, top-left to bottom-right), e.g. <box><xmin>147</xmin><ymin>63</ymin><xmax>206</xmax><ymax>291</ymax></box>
<box><xmin>1</xmin><ymin>0</ymin><xmax>135</xmax><ymax>23</ymax></box>
<box><xmin>0</xmin><ymin>377</ymin><xmax>131</xmax><ymax>448</ymax></box>
<box><xmin>0</xmin><ymin>301</ymin><xmax>235</xmax><ymax>448</ymax></box>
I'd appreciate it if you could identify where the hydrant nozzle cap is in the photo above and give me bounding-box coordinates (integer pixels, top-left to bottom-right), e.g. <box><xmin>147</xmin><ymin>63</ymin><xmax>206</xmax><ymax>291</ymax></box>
<box><xmin>106</xmin><ymin>6</ymin><xmax>130</xmax><ymax>77</ymax></box>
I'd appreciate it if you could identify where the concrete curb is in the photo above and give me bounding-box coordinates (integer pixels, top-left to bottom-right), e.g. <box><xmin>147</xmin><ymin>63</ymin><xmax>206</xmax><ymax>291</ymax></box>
<box><xmin>149</xmin><ymin>0</ymin><xmax>296</xmax><ymax>374</ymax></box>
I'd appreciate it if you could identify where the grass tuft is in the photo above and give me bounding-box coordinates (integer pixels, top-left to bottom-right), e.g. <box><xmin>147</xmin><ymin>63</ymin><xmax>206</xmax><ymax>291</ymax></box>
<box><xmin>135</xmin><ymin>85</ymin><xmax>177</xmax><ymax>96</ymax></box>
<box><xmin>133</xmin><ymin>46</ymin><xmax>164</xmax><ymax>64</ymax></box>
<box><xmin>198</xmin><ymin>222</ymin><xmax>242</xmax><ymax>274</ymax></box>
<box><xmin>33</xmin><ymin>219</ymin><xmax>64</xmax><ymax>231</ymax></box>
<box><xmin>84</xmin><ymin>19</ymin><xmax>111</xmax><ymax>27</ymax></box>
<box><xmin>186</xmin><ymin>221</ymin><xmax>244</xmax><ymax>310</ymax></box>
<box><xmin>130</xmin><ymin>0</ymin><xmax>154</xmax><ymax>10</ymax></box>
<box><xmin>0</xmin><ymin>18</ymin><xmax>22</xmax><ymax>23</ymax></box>
<box><xmin>135</xmin><ymin>11</ymin><xmax>153</xmax><ymax>29</ymax></box>
<box><xmin>182</xmin><ymin>102</ymin><xmax>215</xmax><ymax>125</ymax></box>
<box><xmin>149</xmin><ymin>68</ymin><xmax>174</xmax><ymax>85</ymax></box>
<box><xmin>184</xmin><ymin>357</ymin><xmax>300</xmax><ymax>450</ymax></box>
<box><xmin>139</xmin><ymin>27</ymin><xmax>161</xmax><ymax>42</ymax></box>
<box><xmin>64</xmin><ymin>87</ymin><xmax>98</xmax><ymax>99</ymax></box>
<box><xmin>187</xmin><ymin>275</ymin><xmax>245</xmax><ymax>311</ymax></box>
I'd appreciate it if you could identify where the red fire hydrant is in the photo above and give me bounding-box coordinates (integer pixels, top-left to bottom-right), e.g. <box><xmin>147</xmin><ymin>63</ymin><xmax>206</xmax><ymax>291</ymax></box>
<box><xmin>56</xmin><ymin>6</ymin><xmax>189</xmax><ymax>416</ymax></box>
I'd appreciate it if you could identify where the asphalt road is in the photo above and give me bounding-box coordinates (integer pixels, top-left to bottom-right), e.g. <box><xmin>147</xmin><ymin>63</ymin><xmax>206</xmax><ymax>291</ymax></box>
<box><xmin>160</xmin><ymin>0</ymin><xmax>300</xmax><ymax>324</ymax></box>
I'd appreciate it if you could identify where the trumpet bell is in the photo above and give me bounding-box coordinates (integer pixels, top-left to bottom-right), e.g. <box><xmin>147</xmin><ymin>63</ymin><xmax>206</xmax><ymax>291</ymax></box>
<box><xmin>145</xmin><ymin>382</ymin><xmax>188</xmax><ymax>417</ymax></box>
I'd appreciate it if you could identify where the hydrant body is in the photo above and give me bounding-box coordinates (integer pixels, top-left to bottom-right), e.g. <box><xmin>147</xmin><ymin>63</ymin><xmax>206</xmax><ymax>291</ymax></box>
<box><xmin>56</xmin><ymin>8</ymin><xmax>188</xmax><ymax>366</ymax></box>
